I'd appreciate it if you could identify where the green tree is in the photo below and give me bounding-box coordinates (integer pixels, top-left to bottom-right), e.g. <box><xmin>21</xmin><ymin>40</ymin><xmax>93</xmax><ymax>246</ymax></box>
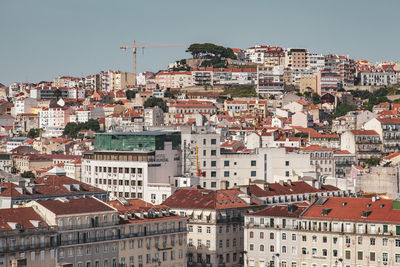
<box><xmin>365</xmin><ymin>158</ymin><xmax>381</xmax><ymax>168</ymax></box>
<box><xmin>144</xmin><ymin>98</ymin><xmax>168</xmax><ymax>112</ymax></box>
<box><xmin>126</xmin><ymin>90</ymin><xmax>136</xmax><ymax>100</ymax></box>
<box><xmin>312</xmin><ymin>93</ymin><xmax>320</xmax><ymax>104</ymax></box>
<box><xmin>334</xmin><ymin>103</ymin><xmax>357</xmax><ymax>118</ymax></box>
<box><xmin>63</xmin><ymin>122</ymin><xmax>80</xmax><ymax>138</ymax></box>
<box><xmin>84</xmin><ymin>119</ymin><xmax>100</xmax><ymax>132</ymax></box>
<box><xmin>21</xmin><ymin>171</ymin><xmax>35</xmax><ymax>178</ymax></box>
<box><xmin>27</xmin><ymin>128</ymin><xmax>41</xmax><ymax>139</ymax></box>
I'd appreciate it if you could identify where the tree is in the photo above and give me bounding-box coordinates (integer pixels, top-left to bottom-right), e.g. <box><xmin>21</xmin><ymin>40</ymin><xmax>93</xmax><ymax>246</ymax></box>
<box><xmin>21</xmin><ymin>171</ymin><xmax>35</xmax><ymax>178</ymax></box>
<box><xmin>312</xmin><ymin>93</ymin><xmax>320</xmax><ymax>104</ymax></box>
<box><xmin>63</xmin><ymin>122</ymin><xmax>80</xmax><ymax>138</ymax></box>
<box><xmin>334</xmin><ymin>103</ymin><xmax>357</xmax><ymax>118</ymax></box>
<box><xmin>186</xmin><ymin>43</ymin><xmax>237</xmax><ymax>68</ymax></box>
<box><xmin>84</xmin><ymin>119</ymin><xmax>100</xmax><ymax>132</ymax></box>
<box><xmin>27</xmin><ymin>128</ymin><xmax>41</xmax><ymax>139</ymax></box>
<box><xmin>143</xmin><ymin>97</ymin><xmax>168</xmax><ymax>112</ymax></box>
<box><xmin>365</xmin><ymin>158</ymin><xmax>381</xmax><ymax>168</ymax></box>
<box><xmin>126</xmin><ymin>90</ymin><xmax>136</xmax><ymax>100</ymax></box>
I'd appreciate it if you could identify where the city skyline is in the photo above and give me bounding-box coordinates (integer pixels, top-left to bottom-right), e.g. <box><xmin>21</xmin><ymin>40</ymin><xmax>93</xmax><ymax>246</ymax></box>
<box><xmin>1</xmin><ymin>0</ymin><xmax>400</xmax><ymax>85</ymax></box>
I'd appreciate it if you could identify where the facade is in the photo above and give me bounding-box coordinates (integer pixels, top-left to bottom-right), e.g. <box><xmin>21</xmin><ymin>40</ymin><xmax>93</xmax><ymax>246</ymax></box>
<box><xmin>144</xmin><ymin>107</ymin><xmax>164</xmax><ymax>127</ymax></box>
<box><xmin>163</xmin><ymin>188</ymin><xmax>265</xmax><ymax>267</ymax></box>
<box><xmin>285</xmin><ymin>48</ymin><xmax>310</xmax><ymax>69</ymax></box>
<box><xmin>257</xmin><ymin>66</ymin><xmax>285</xmax><ymax>96</ymax></box>
<box><xmin>300</xmin><ymin>146</ymin><xmax>334</xmax><ymax>177</ymax></box>
<box><xmin>364</xmin><ymin>118</ymin><xmax>400</xmax><ymax>155</ymax></box>
<box><xmin>82</xmin><ymin>131</ymin><xmax>182</xmax><ymax>204</ymax></box>
<box><xmin>340</xmin><ymin>130</ymin><xmax>381</xmax><ymax>165</ymax></box>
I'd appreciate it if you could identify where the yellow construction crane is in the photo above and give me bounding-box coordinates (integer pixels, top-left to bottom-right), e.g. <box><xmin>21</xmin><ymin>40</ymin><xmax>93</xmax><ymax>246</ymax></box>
<box><xmin>120</xmin><ymin>40</ymin><xmax>188</xmax><ymax>86</ymax></box>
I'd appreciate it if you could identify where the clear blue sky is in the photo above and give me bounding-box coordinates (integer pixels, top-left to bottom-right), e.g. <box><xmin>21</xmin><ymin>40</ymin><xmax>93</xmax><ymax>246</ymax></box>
<box><xmin>1</xmin><ymin>0</ymin><xmax>399</xmax><ymax>85</ymax></box>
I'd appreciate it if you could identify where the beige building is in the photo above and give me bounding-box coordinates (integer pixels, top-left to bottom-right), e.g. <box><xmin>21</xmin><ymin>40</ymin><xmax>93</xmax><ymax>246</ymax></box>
<box><xmin>299</xmin><ymin>74</ymin><xmax>317</xmax><ymax>94</ymax></box>
<box><xmin>110</xmin><ymin>71</ymin><xmax>135</xmax><ymax>91</ymax></box>
<box><xmin>163</xmin><ymin>188</ymin><xmax>265</xmax><ymax>267</ymax></box>
<box><xmin>245</xmin><ymin>196</ymin><xmax>400</xmax><ymax>267</ymax></box>
<box><xmin>285</xmin><ymin>48</ymin><xmax>310</xmax><ymax>69</ymax></box>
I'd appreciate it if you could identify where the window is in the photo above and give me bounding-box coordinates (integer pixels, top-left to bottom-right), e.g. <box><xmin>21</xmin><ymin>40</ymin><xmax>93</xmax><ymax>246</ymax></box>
<box><xmin>211</xmin><ymin>150</ymin><xmax>217</xmax><ymax>156</ymax></box>
<box><xmin>211</xmin><ymin>161</ymin><xmax>216</xmax><ymax>167</ymax></box>
<box><xmin>224</xmin><ymin>171</ymin><xmax>229</xmax><ymax>177</ymax></box>
<box><xmin>270</xmin><ymin>233</ymin><xmax>274</xmax><ymax>239</ymax></box>
<box><xmin>251</xmin><ymin>160</ymin><xmax>256</xmax><ymax>166</ymax></box>
<box><xmin>302</xmin><ymin>235</ymin><xmax>306</xmax><ymax>242</ymax></box>
<box><xmin>250</xmin><ymin>232</ymin><xmax>254</xmax><ymax>238</ymax></box>
<box><xmin>302</xmin><ymin>248</ymin><xmax>306</xmax><ymax>255</ymax></box>
<box><xmin>333</xmin><ymin>249</ymin><xmax>338</xmax><ymax>257</ymax></box>
<box><xmin>260</xmin><ymin>245</ymin><xmax>264</xmax><ymax>251</ymax></box>
<box><xmin>345</xmin><ymin>250</ymin><xmax>351</xmax><ymax>260</ymax></box>
<box><xmin>395</xmin><ymin>254</ymin><xmax>400</xmax><ymax>263</ymax></box>
<box><xmin>282</xmin><ymin>233</ymin><xmax>286</xmax><ymax>240</ymax></box>
<box><xmin>206</xmin><ymin>227</ymin><xmax>211</xmax><ymax>233</ymax></box>
<box><xmin>260</xmin><ymin>232</ymin><xmax>264</xmax><ymax>239</ymax></box>
<box><xmin>322</xmin><ymin>236</ymin><xmax>327</xmax><ymax>243</ymax></box>
<box><xmin>198</xmin><ymin>226</ymin><xmax>202</xmax><ymax>233</ymax></box>
<box><xmin>219</xmin><ymin>240</ymin><xmax>223</xmax><ymax>248</ymax></box>
<box><xmin>211</xmin><ymin>182</ymin><xmax>216</xmax><ymax>188</ymax></box>
<box><xmin>322</xmin><ymin>249</ymin><xmax>327</xmax><ymax>256</ymax></box>
<box><xmin>285</xmin><ymin>161</ymin><xmax>289</xmax><ymax>166</ymax></box>
<box><xmin>292</xmin><ymin>234</ymin><xmax>296</xmax><ymax>241</ymax></box>
<box><xmin>224</xmin><ymin>161</ymin><xmax>230</xmax><ymax>167</ymax></box>
<box><xmin>282</xmin><ymin>246</ymin><xmax>287</xmax><ymax>253</ymax></box>
<box><xmin>370</xmin><ymin>252</ymin><xmax>375</xmax><ymax>261</ymax></box>
<box><xmin>383</xmin><ymin>238</ymin><xmax>388</xmax><ymax>246</ymax></box>
<box><xmin>206</xmin><ymin>240</ymin><xmax>210</xmax><ymax>248</ymax></box>
<box><xmin>211</xmin><ymin>139</ymin><xmax>216</xmax><ymax>145</ymax></box>
<box><xmin>312</xmin><ymin>248</ymin><xmax>317</xmax><ymax>256</ymax></box>
<box><xmin>383</xmin><ymin>253</ymin><xmax>388</xmax><ymax>262</ymax></box>
<box><xmin>270</xmin><ymin>245</ymin><xmax>274</xmax><ymax>252</ymax></box>
<box><xmin>249</xmin><ymin>244</ymin><xmax>254</xmax><ymax>251</ymax></box>
<box><xmin>285</xmin><ymin>171</ymin><xmax>290</xmax><ymax>177</ymax></box>
<box><xmin>211</xmin><ymin>171</ymin><xmax>216</xmax><ymax>177</ymax></box>
<box><xmin>396</xmin><ymin>239</ymin><xmax>400</xmax><ymax>247</ymax></box>
<box><xmin>251</xmin><ymin>171</ymin><xmax>256</xmax><ymax>177</ymax></box>
<box><xmin>370</xmin><ymin>238</ymin><xmax>375</xmax><ymax>245</ymax></box>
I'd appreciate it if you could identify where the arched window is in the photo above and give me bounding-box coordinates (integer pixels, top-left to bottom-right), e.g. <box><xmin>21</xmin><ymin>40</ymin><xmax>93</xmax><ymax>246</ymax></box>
<box><xmin>249</xmin><ymin>231</ymin><xmax>254</xmax><ymax>238</ymax></box>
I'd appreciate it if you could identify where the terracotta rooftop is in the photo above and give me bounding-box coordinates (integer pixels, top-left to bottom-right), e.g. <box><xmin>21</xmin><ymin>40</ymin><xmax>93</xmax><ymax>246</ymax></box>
<box><xmin>163</xmin><ymin>188</ymin><xmax>262</xmax><ymax>210</ymax></box>
<box><xmin>37</xmin><ymin>197</ymin><xmax>115</xmax><ymax>215</ymax></box>
<box><xmin>0</xmin><ymin>207</ymin><xmax>48</xmax><ymax>230</ymax></box>
<box><xmin>302</xmin><ymin>197</ymin><xmax>400</xmax><ymax>223</ymax></box>
<box><xmin>247</xmin><ymin>204</ymin><xmax>308</xmax><ymax>218</ymax></box>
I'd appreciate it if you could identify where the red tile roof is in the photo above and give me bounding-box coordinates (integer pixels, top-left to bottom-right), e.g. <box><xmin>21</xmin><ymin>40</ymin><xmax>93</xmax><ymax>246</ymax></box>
<box><xmin>247</xmin><ymin>181</ymin><xmax>339</xmax><ymax>198</ymax></box>
<box><xmin>0</xmin><ymin>207</ymin><xmax>48</xmax><ymax>230</ymax></box>
<box><xmin>163</xmin><ymin>188</ymin><xmax>262</xmax><ymax>210</ymax></box>
<box><xmin>300</xmin><ymin>145</ymin><xmax>332</xmax><ymax>151</ymax></box>
<box><xmin>37</xmin><ymin>197</ymin><xmax>115</xmax><ymax>215</ymax></box>
<box><xmin>350</xmin><ymin>130</ymin><xmax>379</xmax><ymax>136</ymax></box>
<box><xmin>303</xmin><ymin>197</ymin><xmax>400</xmax><ymax>223</ymax></box>
<box><xmin>248</xmin><ymin>204</ymin><xmax>308</xmax><ymax>218</ymax></box>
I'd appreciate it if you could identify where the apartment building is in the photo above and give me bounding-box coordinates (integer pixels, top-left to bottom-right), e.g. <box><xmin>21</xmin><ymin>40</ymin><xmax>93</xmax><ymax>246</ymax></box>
<box><xmin>245</xmin><ymin>196</ymin><xmax>400</xmax><ymax>267</ymax></box>
<box><xmin>156</xmin><ymin>71</ymin><xmax>193</xmax><ymax>89</ymax></box>
<box><xmin>340</xmin><ymin>130</ymin><xmax>382</xmax><ymax>165</ymax></box>
<box><xmin>257</xmin><ymin>66</ymin><xmax>285</xmax><ymax>96</ymax></box>
<box><xmin>244</xmin><ymin>203</ymin><xmax>308</xmax><ymax>267</ymax></box>
<box><xmin>183</xmin><ymin>127</ymin><xmax>316</xmax><ymax>188</ymax></box>
<box><xmin>364</xmin><ymin>118</ymin><xmax>400</xmax><ymax>154</ymax></box>
<box><xmin>300</xmin><ymin>146</ymin><xmax>334</xmax><ymax>177</ymax></box>
<box><xmin>107</xmin><ymin>198</ymin><xmax>187</xmax><ymax>267</ymax></box>
<box><xmin>144</xmin><ymin>107</ymin><xmax>164</xmax><ymax>127</ymax></box>
<box><xmin>0</xmin><ymin>207</ymin><xmax>58</xmax><ymax>267</ymax></box>
<box><xmin>163</xmin><ymin>187</ymin><xmax>265</xmax><ymax>267</ymax></box>
<box><xmin>264</xmin><ymin>47</ymin><xmax>286</xmax><ymax>68</ymax></box>
<box><xmin>0</xmin><ymin>175</ymin><xmax>108</xmax><ymax>208</ymax></box>
<box><xmin>82</xmin><ymin>131</ymin><xmax>182</xmax><ymax>204</ymax></box>
<box><xmin>359</xmin><ymin>71</ymin><xmax>397</xmax><ymax>86</ymax></box>
<box><xmin>238</xmin><ymin>181</ymin><xmax>347</xmax><ymax>207</ymax></box>
<box><xmin>39</xmin><ymin>107</ymin><xmax>73</xmax><ymax>130</ymax></box>
<box><xmin>333</xmin><ymin>150</ymin><xmax>356</xmax><ymax>179</ymax></box>
<box><xmin>285</xmin><ymin>48</ymin><xmax>310</xmax><ymax>69</ymax></box>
